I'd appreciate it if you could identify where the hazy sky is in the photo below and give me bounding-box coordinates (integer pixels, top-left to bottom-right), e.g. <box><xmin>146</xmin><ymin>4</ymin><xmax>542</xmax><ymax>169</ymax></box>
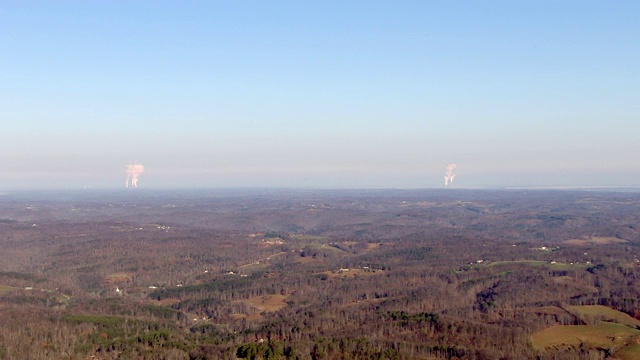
<box><xmin>1</xmin><ymin>1</ymin><xmax>639</xmax><ymax>189</ymax></box>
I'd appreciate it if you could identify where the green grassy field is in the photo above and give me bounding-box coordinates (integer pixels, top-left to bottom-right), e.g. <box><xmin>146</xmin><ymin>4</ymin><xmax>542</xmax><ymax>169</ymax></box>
<box><xmin>488</xmin><ymin>260</ymin><xmax>547</xmax><ymax>267</ymax></box>
<box><xmin>567</xmin><ymin>305</ymin><xmax>640</xmax><ymax>328</ymax></box>
<box><xmin>617</xmin><ymin>342</ymin><xmax>640</xmax><ymax>360</ymax></box>
<box><xmin>531</xmin><ymin>323</ymin><xmax>640</xmax><ymax>351</ymax></box>
<box><xmin>532</xmin><ymin>306</ymin><xmax>640</xmax><ymax>357</ymax></box>
<box><xmin>487</xmin><ymin>260</ymin><xmax>588</xmax><ymax>270</ymax></box>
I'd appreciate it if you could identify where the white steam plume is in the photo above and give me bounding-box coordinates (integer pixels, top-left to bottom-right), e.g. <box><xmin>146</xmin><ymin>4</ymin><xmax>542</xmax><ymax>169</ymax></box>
<box><xmin>444</xmin><ymin>163</ymin><xmax>457</xmax><ymax>186</ymax></box>
<box><xmin>125</xmin><ymin>163</ymin><xmax>145</xmax><ymax>188</ymax></box>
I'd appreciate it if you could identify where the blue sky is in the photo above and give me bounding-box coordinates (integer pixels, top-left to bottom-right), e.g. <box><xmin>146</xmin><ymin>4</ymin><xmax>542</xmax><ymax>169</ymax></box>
<box><xmin>1</xmin><ymin>1</ymin><xmax>639</xmax><ymax>189</ymax></box>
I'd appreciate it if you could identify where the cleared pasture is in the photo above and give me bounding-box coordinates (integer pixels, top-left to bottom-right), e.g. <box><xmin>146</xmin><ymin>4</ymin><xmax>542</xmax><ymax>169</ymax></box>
<box><xmin>238</xmin><ymin>294</ymin><xmax>289</xmax><ymax>313</ymax></box>
<box><xmin>617</xmin><ymin>342</ymin><xmax>640</xmax><ymax>360</ymax></box>
<box><xmin>531</xmin><ymin>323</ymin><xmax>640</xmax><ymax>351</ymax></box>
<box><xmin>567</xmin><ymin>305</ymin><xmax>640</xmax><ymax>328</ymax></box>
<box><xmin>563</xmin><ymin>236</ymin><xmax>628</xmax><ymax>246</ymax></box>
<box><xmin>488</xmin><ymin>260</ymin><xmax>588</xmax><ymax>270</ymax></box>
<box><xmin>322</xmin><ymin>268</ymin><xmax>384</xmax><ymax>279</ymax></box>
<box><xmin>0</xmin><ymin>285</ymin><xmax>17</xmax><ymax>295</ymax></box>
<box><xmin>489</xmin><ymin>260</ymin><xmax>547</xmax><ymax>267</ymax></box>
<box><xmin>104</xmin><ymin>272</ymin><xmax>133</xmax><ymax>284</ymax></box>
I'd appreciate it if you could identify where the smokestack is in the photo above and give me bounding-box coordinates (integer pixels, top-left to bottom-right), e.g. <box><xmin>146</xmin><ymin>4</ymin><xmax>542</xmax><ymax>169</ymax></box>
<box><xmin>444</xmin><ymin>163</ymin><xmax>457</xmax><ymax>186</ymax></box>
<box><xmin>125</xmin><ymin>163</ymin><xmax>145</xmax><ymax>188</ymax></box>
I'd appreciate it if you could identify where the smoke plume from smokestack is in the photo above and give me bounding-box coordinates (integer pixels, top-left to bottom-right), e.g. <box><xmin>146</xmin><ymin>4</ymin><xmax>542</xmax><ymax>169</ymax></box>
<box><xmin>444</xmin><ymin>163</ymin><xmax>457</xmax><ymax>186</ymax></box>
<box><xmin>125</xmin><ymin>163</ymin><xmax>145</xmax><ymax>188</ymax></box>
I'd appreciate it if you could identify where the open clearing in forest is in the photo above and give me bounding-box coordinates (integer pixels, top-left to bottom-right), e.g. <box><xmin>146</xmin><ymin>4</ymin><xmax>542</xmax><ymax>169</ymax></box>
<box><xmin>150</xmin><ymin>298</ymin><xmax>181</xmax><ymax>307</ymax></box>
<box><xmin>231</xmin><ymin>294</ymin><xmax>289</xmax><ymax>321</ymax></box>
<box><xmin>366</xmin><ymin>243</ymin><xmax>381</xmax><ymax>251</ymax></box>
<box><xmin>307</xmin><ymin>243</ymin><xmax>349</xmax><ymax>253</ymax></box>
<box><xmin>567</xmin><ymin>305</ymin><xmax>640</xmax><ymax>328</ymax></box>
<box><xmin>488</xmin><ymin>260</ymin><xmax>588</xmax><ymax>270</ymax></box>
<box><xmin>239</xmin><ymin>294</ymin><xmax>289</xmax><ymax>313</ymax></box>
<box><xmin>563</xmin><ymin>236</ymin><xmax>628</xmax><ymax>246</ymax></box>
<box><xmin>322</xmin><ymin>268</ymin><xmax>384</xmax><ymax>279</ymax></box>
<box><xmin>0</xmin><ymin>285</ymin><xmax>17</xmax><ymax>295</ymax></box>
<box><xmin>290</xmin><ymin>234</ymin><xmax>330</xmax><ymax>242</ymax></box>
<box><xmin>531</xmin><ymin>323</ymin><xmax>640</xmax><ymax>351</ymax></box>
<box><xmin>104</xmin><ymin>272</ymin><xmax>133</xmax><ymax>284</ymax></box>
<box><xmin>489</xmin><ymin>260</ymin><xmax>547</xmax><ymax>267</ymax></box>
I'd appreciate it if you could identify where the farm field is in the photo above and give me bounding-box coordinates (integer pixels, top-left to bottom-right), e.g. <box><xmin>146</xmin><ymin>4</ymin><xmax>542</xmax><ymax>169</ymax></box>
<box><xmin>567</xmin><ymin>305</ymin><xmax>640</xmax><ymax>328</ymax></box>
<box><xmin>531</xmin><ymin>323</ymin><xmax>640</xmax><ymax>351</ymax></box>
<box><xmin>487</xmin><ymin>260</ymin><xmax>590</xmax><ymax>270</ymax></box>
<box><xmin>564</xmin><ymin>236</ymin><xmax>629</xmax><ymax>246</ymax></box>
